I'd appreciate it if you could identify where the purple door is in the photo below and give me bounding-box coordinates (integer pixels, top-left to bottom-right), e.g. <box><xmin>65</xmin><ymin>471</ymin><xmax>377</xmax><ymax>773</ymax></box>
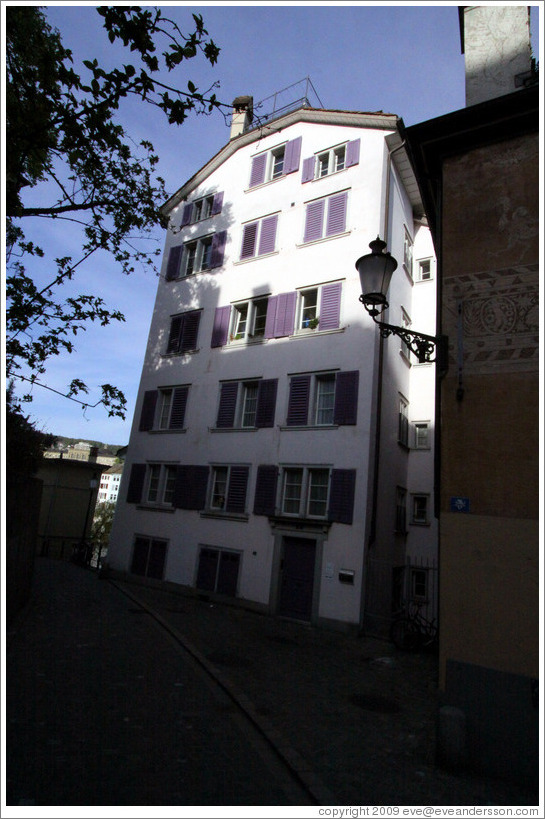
<box><xmin>278</xmin><ymin>537</ymin><xmax>316</xmax><ymax>621</ymax></box>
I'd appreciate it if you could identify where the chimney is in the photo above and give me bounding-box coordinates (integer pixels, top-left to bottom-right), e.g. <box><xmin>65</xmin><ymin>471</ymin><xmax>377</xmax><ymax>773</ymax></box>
<box><xmin>88</xmin><ymin>446</ymin><xmax>98</xmax><ymax>463</ymax></box>
<box><xmin>230</xmin><ymin>95</ymin><xmax>253</xmax><ymax>139</ymax></box>
<box><xmin>460</xmin><ymin>6</ymin><xmax>534</xmax><ymax>107</ymax></box>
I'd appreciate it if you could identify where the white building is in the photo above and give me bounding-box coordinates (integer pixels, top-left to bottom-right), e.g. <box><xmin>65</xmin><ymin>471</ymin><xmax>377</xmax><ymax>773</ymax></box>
<box><xmin>107</xmin><ymin>96</ymin><xmax>439</xmax><ymax>635</ymax></box>
<box><xmin>97</xmin><ymin>464</ymin><xmax>124</xmax><ymax>504</ymax></box>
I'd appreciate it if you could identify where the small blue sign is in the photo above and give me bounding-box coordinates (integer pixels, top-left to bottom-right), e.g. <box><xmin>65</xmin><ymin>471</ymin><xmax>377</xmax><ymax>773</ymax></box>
<box><xmin>450</xmin><ymin>497</ymin><xmax>470</xmax><ymax>513</ymax></box>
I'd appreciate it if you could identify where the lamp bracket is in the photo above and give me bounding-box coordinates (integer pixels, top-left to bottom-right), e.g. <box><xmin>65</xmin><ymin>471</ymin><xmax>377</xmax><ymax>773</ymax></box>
<box><xmin>375</xmin><ymin>318</ymin><xmax>444</xmax><ymax>364</ymax></box>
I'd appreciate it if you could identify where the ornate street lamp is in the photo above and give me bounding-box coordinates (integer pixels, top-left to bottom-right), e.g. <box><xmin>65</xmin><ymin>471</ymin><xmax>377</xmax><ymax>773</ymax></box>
<box><xmin>356</xmin><ymin>237</ymin><xmax>447</xmax><ymax>365</ymax></box>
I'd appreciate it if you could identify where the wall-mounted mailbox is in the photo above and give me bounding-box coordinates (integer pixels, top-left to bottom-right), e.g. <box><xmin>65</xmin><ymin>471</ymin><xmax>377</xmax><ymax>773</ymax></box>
<box><xmin>339</xmin><ymin>569</ymin><xmax>355</xmax><ymax>585</ymax></box>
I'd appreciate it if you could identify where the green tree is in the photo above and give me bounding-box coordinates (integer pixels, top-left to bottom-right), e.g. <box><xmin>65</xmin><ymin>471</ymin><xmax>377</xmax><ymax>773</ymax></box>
<box><xmin>6</xmin><ymin>383</ymin><xmax>56</xmax><ymax>477</ymax></box>
<box><xmin>6</xmin><ymin>5</ymin><xmax>226</xmax><ymax>418</ymax></box>
<box><xmin>91</xmin><ymin>500</ymin><xmax>117</xmax><ymax>564</ymax></box>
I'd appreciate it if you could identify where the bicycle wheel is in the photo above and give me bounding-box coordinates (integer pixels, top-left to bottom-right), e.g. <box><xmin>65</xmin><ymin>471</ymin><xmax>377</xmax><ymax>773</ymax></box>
<box><xmin>390</xmin><ymin>618</ymin><xmax>421</xmax><ymax>651</ymax></box>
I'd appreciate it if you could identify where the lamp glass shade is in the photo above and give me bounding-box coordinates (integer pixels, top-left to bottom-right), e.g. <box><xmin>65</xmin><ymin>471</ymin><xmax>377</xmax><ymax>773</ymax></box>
<box><xmin>355</xmin><ymin>239</ymin><xmax>398</xmax><ymax>308</ymax></box>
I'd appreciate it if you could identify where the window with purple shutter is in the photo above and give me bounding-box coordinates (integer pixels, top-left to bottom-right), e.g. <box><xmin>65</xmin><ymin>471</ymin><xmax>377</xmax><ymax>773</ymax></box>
<box><xmin>304</xmin><ymin>199</ymin><xmax>325</xmax><ymax>243</ymax></box>
<box><xmin>211</xmin><ymin>306</ymin><xmax>231</xmax><ymax>348</ymax></box>
<box><xmin>319</xmin><ymin>282</ymin><xmax>342</xmax><ymax>331</ymax></box>
<box><xmin>216</xmin><ymin>382</ymin><xmax>239</xmax><ymax>427</ymax></box>
<box><xmin>345</xmin><ymin>139</ymin><xmax>361</xmax><ymax>167</ymax></box>
<box><xmin>249</xmin><ymin>153</ymin><xmax>267</xmax><ymax>188</ymax></box>
<box><xmin>326</xmin><ymin>192</ymin><xmax>347</xmax><ymax>237</ymax></box>
<box><xmin>333</xmin><ymin>371</ymin><xmax>359</xmax><ymax>426</ymax></box>
<box><xmin>173</xmin><ymin>465</ymin><xmax>209</xmax><ymax>510</ymax></box>
<box><xmin>196</xmin><ymin>548</ymin><xmax>219</xmax><ymax>591</ymax></box>
<box><xmin>169</xmin><ymin>386</ymin><xmax>189</xmax><ymax>429</ymax></box>
<box><xmin>167</xmin><ymin>311</ymin><xmax>201</xmax><ymax>354</ymax></box>
<box><xmin>302</xmin><ymin>156</ymin><xmax>315</xmax><ymax>183</ymax></box>
<box><xmin>126</xmin><ymin>463</ymin><xmax>146</xmax><ymax>504</ymax></box>
<box><xmin>210</xmin><ymin>191</ymin><xmax>224</xmax><ymax>215</ymax></box>
<box><xmin>255</xmin><ymin>379</ymin><xmax>278</xmax><ymax>428</ymax></box>
<box><xmin>181</xmin><ymin>203</ymin><xmax>193</xmax><ymax>226</ymax></box>
<box><xmin>287</xmin><ymin>375</ymin><xmax>311</xmax><ymax>426</ymax></box>
<box><xmin>328</xmin><ymin>469</ymin><xmax>356</xmax><ymax>524</ymax></box>
<box><xmin>283</xmin><ymin>137</ymin><xmax>302</xmax><ymax>174</ymax></box>
<box><xmin>253</xmin><ymin>465</ymin><xmax>278</xmax><ymax>516</ymax></box>
<box><xmin>165</xmin><ymin>245</ymin><xmax>182</xmax><ymax>281</ymax></box>
<box><xmin>210</xmin><ymin>230</ymin><xmax>226</xmax><ymax>268</ymax></box>
<box><xmin>139</xmin><ymin>390</ymin><xmax>158</xmax><ymax>431</ymax></box>
<box><xmin>241</xmin><ymin>222</ymin><xmax>258</xmax><ymax>259</ymax></box>
<box><xmin>258</xmin><ymin>214</ymin><xmax>278</xmax><ymax>256</ymax></box>
<box><xmin>167</xmin><ymin>315</ymin><xmax>183</xmax><ymax>354</ymax></box>
<box><xmin>226</xmin><ymin>466</ymin><xmax>249</xmax><ymax>513</ymax></box>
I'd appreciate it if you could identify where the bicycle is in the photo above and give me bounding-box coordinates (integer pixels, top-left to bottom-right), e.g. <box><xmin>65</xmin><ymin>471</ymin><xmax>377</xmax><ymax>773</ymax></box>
<box><xmin>390</xmin><ymin>601</ymin><xmax>438</xmax><ymax>652</ymax></box>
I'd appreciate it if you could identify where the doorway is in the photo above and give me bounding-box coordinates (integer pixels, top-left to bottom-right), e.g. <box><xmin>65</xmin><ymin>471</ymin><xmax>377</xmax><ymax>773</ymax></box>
<box><xmin>277</xmin><ymin>536</ymin><xmax>316</xmax><ymax>621</ymax></box>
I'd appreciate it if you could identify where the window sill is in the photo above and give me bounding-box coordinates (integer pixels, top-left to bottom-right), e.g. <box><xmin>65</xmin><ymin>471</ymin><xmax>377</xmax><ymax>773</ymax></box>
<box><xmin>269</xmin><ymin>515</ymin><xmax>332</xmax><ymax>533</ymax></box>
<box><xmin>297</xmin><ymin>230</ymin><xmax>350</xmax><ymax>249</ymax></box>
<box><xmin>210</xmin><ymin>426</ymin><xmax>258</xmax><ymax>433</ymax></box>
<box><xmin>227</xmin><ymin>336</ymin><xmax>267</xmax><ymax>347</ymax></box>
<box><xmin>148</xmin><ymin>428</ymin><xmax>187</xmax><ymax>434</ymax></box>
<box><xmin>162</xmin><ymin>348</ymin><xmax>199</xmax><ymax>358</ymax></box>
<box><xmin>279</xmin><ymin>424</ymin><xmax>339</xmax><ymax>431</ymax></box>
<box><xmin>410</xmin><ymin>521</ymin><xmax>431</xmax><ymax>527</ymax></box>
<box><xmin>290</xmin><ymin>327</ymin><xmax>345</xmax><ymax>340</ymax></box>
<box><xmin>135</xmin><ymin>504</ymin><xmax>175</xmax><ymax>513</ymax></box>
<box><xmin>234</xmin><ymin>251</ymin><xmax>279</xmax><ymax>265</ymax></box>
<box><xmin>200</xmin><ymin>511</ymin><xmax>249</xmax><ymax>522</ymax></box>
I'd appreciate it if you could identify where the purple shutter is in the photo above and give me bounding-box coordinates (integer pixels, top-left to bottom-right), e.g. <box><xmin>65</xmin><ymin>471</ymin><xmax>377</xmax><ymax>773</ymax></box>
<box><xmin>345</xmin><ymin>138</ymin><xmax>361</xmax><ymax>168</ymax></box>
<box><xmin>255</xmin><ymin>379</ymin><xmax>278</xmax><ymax>428</ymax></box>
<box><xmin>181</xmin><ymin>203</ymin><xmax>193</xmax><ymax>226</ymax></box>
<box><xmin>249</xmin><ymin>153</ymin><xmax>267</xmax><ymax>187</ymax></box>
<box><xmin>211</xmin><ymin>191</ymin><xmax>224</xmax><ymax>215</ymax></box>
<box><xmin>167</xmin><ymin>315</ymin><xmax>183</xmax><ymax>353</ymax></box>
<box><xmin>264</xmin><ymin>296</ymin><xmax>278</xmax><ymax>339</ymax></box>
<box><xmin>211</xmin><ymin>305</ymin><xmax>231</xmax><ymax>348</ymax></box>
<box><xmin>216</xmin><ymin>382</ymin><xmax>239</xmax><ymax>428</ymax></box>
<box><xmin>287</xmin><ymin>375</ymin><xmax>311</xmax><ymax>426</ymax></box>
<box><xmin>139</xmin><ymin>390</ymin><xmax>157</xmax><ymax>431</ymax></box>
<box><xmin>304</xmin><ymin>198</ymin><xmax>325</xmax><ymax>243</ymax></box>
<box><xmin>210</xmin><ymin>230</ymin><xmax>226</xmax><ymax>268</ymax></box>
<box><xmin>274</xmin><ymin>291</ymin><xmax>296</xmax><ymax>338</ymax></box>
<box><xmin>241</xmin><ymin>222</ymin><xmax>258</xmax><ymax>259</ymax></box>
<box><xmin>333</xmin><ymin>371</ymin><xmax>359</xmax><ymax>426</ymax></box>
<box><xmin>126</xmin><ymin>463</ymin><xmax>146</xmax><ymax>504</ymax></box>
<box><xmin>179</xmin><ymin>311</ymin><xmax>201</xmax><ymax>352</ymax></box>
<box><xmin>258</xmin><ymin>214</ymin><xmax>278</xmax><ymax>255</ymax></box>
<box><xmin>226</xmin><ymin>466</ymin><xmax>249</xmax><ymax>513</ymax></box>
<box><xmin>169</xmin><ymin>386</ymin><xmax>189</xmax><ymax>429</ymax></box>
<box><xmin>283</xmin><ymin>136</ymin><xmax>302</xmax><ymax>174</ymax></box>
<box><xmin>302</xmin><ymin>156</ymin><xmax>315</xmax><ymax>183</ymax></box>
<box><xmin>253</xmin><ymin>465</ymin><xmax>278</xmax><ymax>516</ymax></box>
<box><xmin>173</xmin><ymin>465</ymin><xmax>209</xmax><ymax>510</ymax></box>
<box><xmin>319</xmin><ymin>282</ymin><xmax>342</xmax><ymax>331</ymax></box>
<box><xmin>165</xmin><ymin>245</ymin><xmax>182</xmax><ymax>281</ymax></box>
<box><xmin>328</xmin><ymin>469</ymin><xmax>356</xmax><ymax>524</ymax></box>
<box><xmin>326</xmin><ymin>192</ymin><xmax>347</xmax><ymax>237</ymax></box>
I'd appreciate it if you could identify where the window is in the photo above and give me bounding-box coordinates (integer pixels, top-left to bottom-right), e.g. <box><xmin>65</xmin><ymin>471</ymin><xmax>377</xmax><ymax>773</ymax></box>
<box><xmin>196</xmin><ymin>548</ymin><xmax>240</xmax><ymax>596</ymax></box>
<box><xmin>228</xmin><ymin>298</ymin><xmax>269</xmax><ymax>342</ymax></box>
<box><xmin>395</xmin><ymin>487</ymin><xmax>407</xmax><ymax>534</ymax></box>
<box><xmin>403</xmin><ymin>228</ymin><xmax>413</xmax><ymax>275</ymax></box>
<box><xmin>400</xmin><ymin>309</ymin><xmax>412</xmax><ymax>361</ymax></box>
<box><xmin>165</xmin><ymin>231</ymin><xmax>226</xmax><ymax>280</ymax></box>
<box><xmin>248</xmin><ymin>137</ymin><xmax>302</xmax><ymax>188</ymax></box>
<box><xmin>208</xmin><ymin>465</ymin><xmax>249</xmax><ymax>514</ymax></box>
<box><xmin>240</xmin><ymin>214</ymin><xmax>278</xmax><ymax>260</ymax></box>
<box><xmin>145</xmin><ymin>464</ymin><xmax>178</xmax><ymax>506</ymax></box>
<box><xmin>303</xmin><ymin>191</ymin><xmax>348</xmax><ymax>243</ymax></box>
<box><xmin>302</xmin><ymin>139</ymin><xmax>360</xmax><ymax>183</ymax></box>
<box><xmin>139</xmin><ymin>386</ymin><xmax>190</xmax><ymax>432</ymax></box>
<box><xmin>299</xmin><ymin>288</ymin><xmax>318</xmax><ymax>328</ymax></box>
<box><xmin>281</xmin><ymin>467</ymin><xmax>330</xmax><ymax>518</ymax></box>
<box><xmin>166</xmin><ymin>310</ymin><xmax>201</xmax><ymax>355</ymax></box>
<box><xmin>180</xmin><ymin>192</ymin><xmax>224</xmax><ymax>227</ymax></box>
<box><xmin>296</xmin><ymin>281</ymin><xmax>343</xmax><ymax>332</ymax></box>
<box><xmin>411</xmin><ymin>568</ymin><xmax>428</xmax><ymax>600</ymax></box>
<box><xmin>286</xmin><ymin>370</ymin><xmax>359</xmax><ymax>427</ymax></box>
<box><xmin>131</xmin><ymin>536</ymin><xmax>167</xmax><ymax>579</ymax></box>
<box><xmin>411</xmin><ymin>494</ymin><xmax>429</xmax><ymax>525</ymax></box>
<box><xmin>216</xmin><ymin>378</ymin><xmax>278</xmax><ymax>429</ymax></box>
<box><xmin>417</xmin><ymin>258</ymin><xmax>433</xmax><ymax>281</ymax></box>
<box><xmin>398</xmin><ymin>396</ymin><xmax>409</xmax><ymax>447</ymax></box>
<box><xmin>414</xmin><ymin>422</ymin><xmax>430</xmax><ymax>449</ymax></box>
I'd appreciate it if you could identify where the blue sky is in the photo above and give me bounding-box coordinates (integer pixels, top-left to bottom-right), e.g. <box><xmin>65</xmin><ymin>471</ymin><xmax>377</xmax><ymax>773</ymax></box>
<box><xmin>5</xmin><ymin>2</ymin><xmax>541</xmax><ymax>446</ymax></box>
